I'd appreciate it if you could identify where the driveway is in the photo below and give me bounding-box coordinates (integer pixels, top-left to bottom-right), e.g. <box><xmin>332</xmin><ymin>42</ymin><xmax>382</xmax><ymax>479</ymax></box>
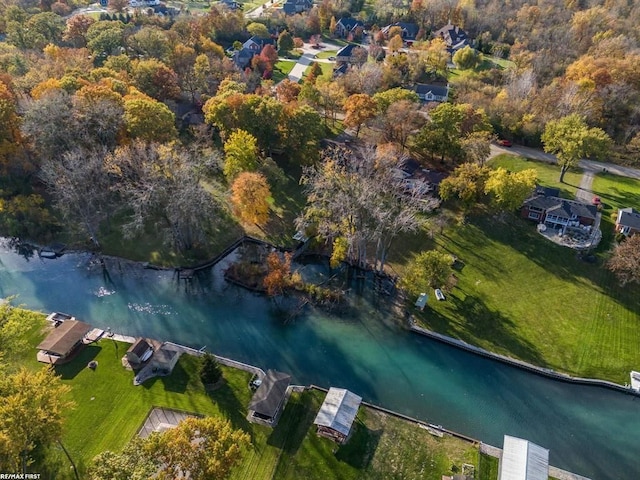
<box><xmin>490</xmin><ymin>144</ymin><xmax>640</xmax><ymax>180</ymax></box>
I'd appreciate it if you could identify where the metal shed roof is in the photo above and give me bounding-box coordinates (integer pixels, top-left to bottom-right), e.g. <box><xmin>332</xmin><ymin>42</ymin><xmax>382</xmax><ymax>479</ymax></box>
<box><xmin>314</xmin><ymin>388</ymin><xmax>362</xmax><ymax>436</ymax></box>
<box><xmin>500</xmin><ymin>435</ymin><xmax>549</xmax><ymax>480</ymax></box>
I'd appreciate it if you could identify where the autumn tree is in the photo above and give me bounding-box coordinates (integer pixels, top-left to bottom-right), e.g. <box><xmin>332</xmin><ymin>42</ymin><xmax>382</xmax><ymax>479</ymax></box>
<box><xmin>247</xmin><ymin>22</ymin><xmax>270</xmax><ymax>38</ymax></box>
<box><xmin>452</xmin><ymin>45</ymin><xmax>481</xmax><ymax>70</ymax></box>
<box><xmin>39</xmin><ymin>146</ymin><xmax>111</xmax><ymax>247</ymax></box>
<box><xmin>123</xmin><ymin>94</ymin><xmax>177</xmax><ymax>143</ymax></box>
<box><xmin>400</xmin><ymin>250</ymin><xmax>455</xmax><ymax>297</ymax></box>
<box><xmin>0</xmin><ymin>367</ymin><xmax>73</xmax><ymax>472</ymax></box>
<box><xmin>608</xmin><ymin>234</ymin><xmax>640</xmax><ymax>286</ymax></box>
<box><xmin>130</xmin><ymin>59</ymin><xmax>181</xmax><ymax>101</ymax></box>
<box><xmin>263</xmin><ymin>251</ymin><xmax>293</xmax><ymax>297</ymax></box>
<box><xmin>223</xmin><ymin>129</ymin><xmax>260</xmax><ymax>181</ymax></box>
<box><xmin>91</xmin><ymin>417</ymin><xmax>249</xmax><ymax>480</ymax></box>
<box><xmin>372</xmin><ymin>87</ymin><xmax>419</xmax><ymax>112</ymax></box>
<box><xmin>108</xmin><ymin>142</ymin><xmax>223</xmax><ymax>252</ymax></box>
<box><xmin>108</xmin><ymin>0</ymin><xmax>129</xmax><ymax>13</ymax></box>
<box><xmin>484</xmin><ymin>167</ymin><xmax>538</xmax><ymax>211</ymax></box>
<box><xmin>275</xmin><ymin>79</ymin><xmax>301</xmax><ymax>103</ymax></box>
<box><xmin>230</xmin><ymin>172</ymin><xmax>271</xmax><ymax>227</ymax></box>
<box><xmin>278</xmin><ymin>104</ymin><xmax>324</xmax><ymax>164</ymax></box>
<box><xmin>541</xmin><ymin>114</ymin><xmax>612</xmax><ymax>183</ymax></box>
<box><xmin>86</xmin><ymin>21</ymin><xmax>126</xmax><ymax>60</ymax></box>
<box><xmin>298</xmin><ymin>145</ymin><xmax>436</xmax><ymax>272</ymax></box>
<box><xmin>63</xmin><ymin>14</ymin><xmax>96</xmax><ymax>47</ymax></box>
<box><xmin>439</xmin><ymin>162</ymin><xmax>490</xmax><ymax>208</ymax></box>
<box><xmin>128</xmin><ymin>26</ymin><xmax>171</xmax><ymax>61</ymax></box>
<box><xmin>377</xmin><ymin>99</ymin><xmax>424</xmax><ymax>150</ymax></box>
<box><xmin>343</xmin><ymin>93</ymin><xmax>377</xmax><ymax>137</ymax></box>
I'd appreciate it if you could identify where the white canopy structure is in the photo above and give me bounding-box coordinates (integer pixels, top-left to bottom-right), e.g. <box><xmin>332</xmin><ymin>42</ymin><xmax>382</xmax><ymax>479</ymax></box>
<box><xmin>499</xmin><ymin>435</ymin><xmax>549</xmax><ymax>480</ymax></box>
<box><xmin>314</xmin><ymin>388</ymin><xmax>362</xmax><ymax>443</ymax></box>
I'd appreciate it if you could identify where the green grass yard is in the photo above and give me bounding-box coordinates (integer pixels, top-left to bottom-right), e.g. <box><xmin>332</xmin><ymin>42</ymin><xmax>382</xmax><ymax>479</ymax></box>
<box><xmin>489</xmin><ymin>154</ymin><xmax>582</xmax><ymax>198</ymax></box>
<box><xmin>273</xmin><ymin>60</ymin><xmax>297</xmax><ymax>83</ymax></box>
<box><xmin>591</xmin><ymin>172</ymin><xmax>640</xmax><ymax>247</ymax></box>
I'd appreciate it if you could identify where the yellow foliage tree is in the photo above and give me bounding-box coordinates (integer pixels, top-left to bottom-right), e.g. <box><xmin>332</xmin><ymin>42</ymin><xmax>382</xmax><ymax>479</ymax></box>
<box><xmin>230</xmin><ymin>172</ymin><xmax>271</xmax><ymax>226</ymax></box>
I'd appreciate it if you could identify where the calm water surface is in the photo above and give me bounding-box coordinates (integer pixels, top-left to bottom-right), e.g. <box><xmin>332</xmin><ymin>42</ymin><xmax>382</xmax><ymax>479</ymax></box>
<box><xmin>1</xmin><ymin>242</ymin><xmax>638</xmax><ymax>479</ymax></box>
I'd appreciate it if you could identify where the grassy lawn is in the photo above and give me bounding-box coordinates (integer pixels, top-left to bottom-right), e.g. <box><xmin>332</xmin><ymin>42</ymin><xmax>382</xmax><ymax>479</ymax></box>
<box><xmin>489</xmin><ymin>154</ymin><xmax>582</xmax><ymax>198</ymax></box>
<box><xmin>402</xmin><ymin>210</ymin><xmax>640</xmax><ymax>383</ymax></box>
<box><xmin>264</xmin><ymin>389</ymin><xmax>478</xmax><ymax>480</ymax></box>
<box><xmin>304</xmin><ymin>61</ymin><xmax>333</xmax><ymax>79</ymax></box>
<box><xmin>273</xmin><ymin>60</ymin><xmax>297</xmax><ymax>83</ymax></box>
<box><xmin>315</xmin><ymin>50</ymin><xmax>338</xmax><ymax>59</ymax></box>
<box><xmin>478</xmin><ymin>453</ymin><xmax>499</xmax><ymax>480</ymax></box>
<box><xmin>591</xmin><ymin>172</ymin><xmax>640</xmax><ymax>247</ymax></box>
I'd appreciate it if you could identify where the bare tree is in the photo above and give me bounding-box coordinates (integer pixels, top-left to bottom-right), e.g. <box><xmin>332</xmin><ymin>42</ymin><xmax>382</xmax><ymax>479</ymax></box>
<box><xmin>298</xmin><ymin>145</ymin><xmax>437</xmax><ymax>272</ymax></box>
<box><xmin>39</xmin><ymin>147</ymin><xmax>111</xmax><ymax>247</ymax></box>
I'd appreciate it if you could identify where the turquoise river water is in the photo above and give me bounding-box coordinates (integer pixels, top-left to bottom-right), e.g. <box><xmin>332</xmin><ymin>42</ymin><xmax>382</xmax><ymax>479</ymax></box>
<box><xmin>0</xmin><ymin>241</ymin><xmax>638</xmax><ymax>479</ymax></box>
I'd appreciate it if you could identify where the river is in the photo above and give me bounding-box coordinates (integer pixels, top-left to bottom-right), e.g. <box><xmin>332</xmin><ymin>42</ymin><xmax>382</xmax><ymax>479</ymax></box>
<box><xmin>0</xmin><ymin>241</ymin><xmax>638</xmax><ymax>479</ymax></box>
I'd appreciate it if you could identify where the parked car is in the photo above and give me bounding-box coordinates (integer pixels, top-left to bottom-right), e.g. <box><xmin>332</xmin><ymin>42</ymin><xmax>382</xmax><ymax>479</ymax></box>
<box><xmin>497</xmin><ymin>139</ymin><xmax>513</xmax><ymax>147</ymax></box>
<box><xmin>434</xmin><ymin>288</ymin><xmax>446</xmax><ymax>301</ymax></box>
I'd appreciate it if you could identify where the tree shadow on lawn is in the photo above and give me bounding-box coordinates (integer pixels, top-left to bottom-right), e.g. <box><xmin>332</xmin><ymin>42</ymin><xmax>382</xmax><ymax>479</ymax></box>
<box><xmin>55</xmin><ymin>345</ymin><xmax>102</xmax><ymax>380</ymax></box>
<box><xmin>207</xmin><ymin>380</ymin><xmax>253</xmax><ymax>438</ymax></box>
<box><xmin>335</xmin><ymin>419</ymin><xmax>381</xmax><ymax>470</ymax></box>
<box><xmin>424</xmin><ymin>293</ymin><xmax>547</xmax><ymax>367</ymax></box>
<box><xmin>266</xmin><ymin>393</ymin><xmax>315</xmax><ymax>456</ymax></box>
<box><xmin>155</xmin><ymin>360</ymin><xmax>189</xmax><ymax>394</ymax></box>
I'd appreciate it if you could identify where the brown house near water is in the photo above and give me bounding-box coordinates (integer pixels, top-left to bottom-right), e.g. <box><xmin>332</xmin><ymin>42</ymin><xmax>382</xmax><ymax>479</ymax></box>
<box><xmin>37</xmin><ymin>320</ymin><xmax>92</xmax><ymax>365</ymax></box>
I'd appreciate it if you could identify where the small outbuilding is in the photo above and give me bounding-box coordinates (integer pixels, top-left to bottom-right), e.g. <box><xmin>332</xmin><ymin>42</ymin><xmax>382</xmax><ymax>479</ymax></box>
<box><xmin>247</xmin><ymin>370</ymin><xmax>291</xmax><ymax>427</ymax></box>
<box><xmin>314</xmin><ymin>387</ymin><xmax>362</xmax><ymax>444</ymax></box>
<box><xmin>499</xmin><ymin>435</ymin><xmax>549</xmax><ymax>480</ymax></box>
<box><xmin>37</xmin><ymin>320</ymin><xmax>92</xmax><ymax>365</ymax></box>
<box><xmin>126</xmin><ymin>338</ymin><xmax>154</xmax><ymax>366</ymax></box>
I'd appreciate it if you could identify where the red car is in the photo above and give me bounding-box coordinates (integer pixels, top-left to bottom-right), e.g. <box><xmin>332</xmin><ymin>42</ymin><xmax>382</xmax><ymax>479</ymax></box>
<box><xmin>497</xmin><ymin>139</ymin><xmax>513</xmax><ymax>147</ymax></box>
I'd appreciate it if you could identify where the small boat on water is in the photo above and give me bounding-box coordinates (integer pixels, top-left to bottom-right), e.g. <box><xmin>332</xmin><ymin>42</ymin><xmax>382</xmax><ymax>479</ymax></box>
<box><xmin>39</xmin><ymin>243</ymin><xmax>66</xmax><ymax>259</ymax></box>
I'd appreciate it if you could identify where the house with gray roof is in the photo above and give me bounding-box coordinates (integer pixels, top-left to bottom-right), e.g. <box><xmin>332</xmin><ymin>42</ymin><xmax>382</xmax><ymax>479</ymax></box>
<box><xmin>248</xmin><ymin>370</ymin><xmax>291</xmax><ymax>427</ymax></box>
<box><xmin>233</xmin><ymin>35</ymin><xmax>276</xmax><ymax>69</ymax></box>
<box><xmin>335</xmin><ymin>17</ymin><xmax>364</xmax><ymax>38</ymax></box>
<box><xmin>521</xmin><ymin>190</ymin><xmax>597</xmax><ymax>232</ymax></box>
<box><xmin>381</xmin><ymin>22</ymin><xmax>420</xmax><ymax>45</ymax></box>
<box><xmin>37</xmin><ymin>319</ymin><xmax>92</xmax><ymax>365</ymax></box>
<box><xmin>413</xmin><ymin>83</ymin><xmax>449</xmax><ymax>102</ymax></box>
<box><xmin>433</xmin><ymin>23</ymin><xmax>470</xmax><ymax>53</ymax></box>
<box><xmin>615</xmin><ymin>207</ymin><xmax>640</xmax><ymax>236</ymax></box>
<box><xmin>282</xmin><ymin>0</ymin><xmax>312</xmax><ymax>15</ymax></box>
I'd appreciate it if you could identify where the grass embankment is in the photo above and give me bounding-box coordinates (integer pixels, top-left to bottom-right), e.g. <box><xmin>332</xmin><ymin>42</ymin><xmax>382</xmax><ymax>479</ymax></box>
<box><xmin>236</xmin><ymin>389</ymin><xmax>478</xmax><ymax>480</ymax></box>
<box><xmin>591</xmin><ymin>172</ymin><xmax>640</xmax><ymax>246</ymax></box>
<box><xmin>391</xmin><ymin>157</ymin><xmax>640</xmax><ymax>383</ymax></box>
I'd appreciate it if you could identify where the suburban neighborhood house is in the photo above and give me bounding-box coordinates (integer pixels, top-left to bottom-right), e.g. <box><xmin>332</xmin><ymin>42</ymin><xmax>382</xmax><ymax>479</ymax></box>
<box><xmin>381</xmin><ymin>22</ymin><xmax>420</xmax><ymax>46</ymax></box>
<box><xmin>37</xmin><ymin>319</ymin><xmax>92</xmax><ymax>364</ymax></box>
<box><xmin>247</xmin><ymin>369</ymin><xmax>291</xmax><ymax>427</ymax></box>
<box><xmin>233</xmin><ymin>35</ymin><xmax>275</xmax><ymax>69</ymax></box>
<box><xmin>334</xmin><ymin>17</ymin><xmax>364</xmax><ymax>39</ymax></box>
<box><xmin>433</xmin><ymin>23</ymin><xmax>470</xmax><ymax>53</ymax></box>
<box><xmin>615</xmin><ymin>207</ymin><xmax>640</xmax><ymax>236</ymax></box>
<box><xmin>282</xmin><ymin>0</ymin><xmax>312</xmax><ymax>15</ymax></box>
<box><xmin>521</xmin><ymin>187</ymin><xmax>597</xmax><ymax>233</ymax></box>
<box><xmin>499</xmin><ymin>435</ymin><xmax>549</xmax><ymax>480</ymax></box>
<box><xmin>412</xmin><ymin>83</ymin><xmax>449</xmax><ymax>103</ymax></box>
<box><xmin>313</xmin><ymin>387</ymin><xmax>362</xmax><ymax>444</ymax></box>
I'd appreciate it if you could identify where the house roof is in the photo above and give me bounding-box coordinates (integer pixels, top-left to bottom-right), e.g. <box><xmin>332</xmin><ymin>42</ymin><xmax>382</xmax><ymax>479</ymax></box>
<box><xmin>617</xmin><ymin>207</ymin><xmax>640</xmax><ymax>229</ymax></box>
<box><xmin>413</xmin><ymin>83</ymin><xmax>448</xmax><ymax>98</ymax></box>
<box><xmin>127</xmin><ymin>338</ymin><xmax>152</xmax><ymax>358</ymax></box>
<box><xmin>534</xmin><ymin>185</ymin><xmax>560</xmax><ymax>197</ymax></box>
<box><xmin>336</xmin><ymin>44</ymin><xmax>357</xmax><ymax>57</ymax></box>
<box><xmin>248</xmin><ymin>370</ymin><xmax>291</xmax><ymax>417</ymax></box>
<box><xmin>382</xmin><ymin>22</ymin><xmax>419</xmax><ymax>40</ymax></box>
<box><xmin>433</xmin><ymin>23</ymin><xmax>469</xmax><ymax>50</ymax></box>
<box><xmin>523</xmin><ymin>195</ymin><xmax>597</xmax><ymax>220</ymax></box>
<box><xmin>500</xmin><ymin>435</ymin><xmax>549</xmax><ymax>480</ymax></box>
<box><xmin>37</xmin><ymin>320</ymin><xmax>91</xmax><ymax>355</ymax></box>
<box><xmin>336</xmin><ymin>17</ymin><xmax>363</xmax><ymax>31</ymax></box>
<box><xmin>314</xmin><ymin>387</ymin><xmax>362</xmax><ymax>436</ymax></box>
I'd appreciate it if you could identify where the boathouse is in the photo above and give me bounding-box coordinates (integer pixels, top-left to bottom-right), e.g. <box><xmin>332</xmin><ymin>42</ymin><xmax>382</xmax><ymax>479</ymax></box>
<box><xmin>37</xmin><ymin>320</ymin><xmax>92</xmax><ymax>364</ymax></box>
<box><xmin>499</xmin><ymin>435</ymin><xmax>549</xmax><ymax>480</ymax></box>
<box><xmin>247</xmin><ymin>370</ymin><xmax>290</xmax><ymax>427</ymax></box>
<box><xmin>126</xmin><ymin>338</ymin><xmax>154</xmax><ymax>366</ymax></box>
<box><xmin>314</xmin><ymin>387</ymin><xmax>362</xmax><ymax>444</ymax></box>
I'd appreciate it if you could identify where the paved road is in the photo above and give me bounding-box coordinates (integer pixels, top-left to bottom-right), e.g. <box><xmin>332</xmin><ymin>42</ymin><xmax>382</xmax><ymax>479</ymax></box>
<box><xmin>490</xmin><ymin>144</ymin><xmax>640</xmax><ymax>180</ymax></box>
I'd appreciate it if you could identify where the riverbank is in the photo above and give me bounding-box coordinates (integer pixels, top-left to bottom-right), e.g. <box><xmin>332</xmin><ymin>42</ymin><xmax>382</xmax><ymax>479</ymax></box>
<box><xmin>408</xmin><ymin>320</ymin><xmax>639</xmax><ymax>397</ymax></box>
